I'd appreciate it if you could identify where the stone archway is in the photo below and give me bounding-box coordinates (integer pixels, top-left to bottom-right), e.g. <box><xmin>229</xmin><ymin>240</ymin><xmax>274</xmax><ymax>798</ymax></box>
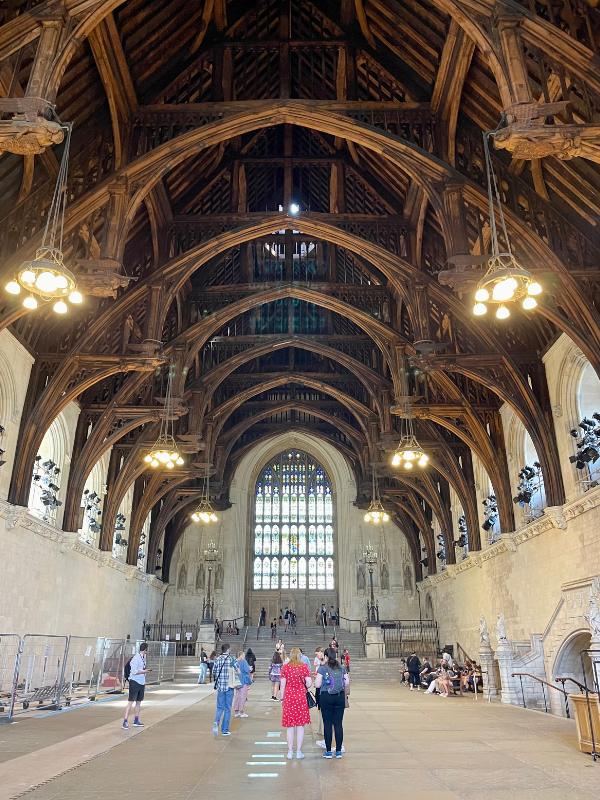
<box><xmin>552</xmin><ymin>629</ymin><xmax>594</xmax><ymax>717</ymax></box>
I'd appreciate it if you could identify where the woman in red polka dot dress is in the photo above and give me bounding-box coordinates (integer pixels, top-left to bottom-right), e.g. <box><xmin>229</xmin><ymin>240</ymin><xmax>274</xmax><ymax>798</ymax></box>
<box><xmin>280</xmin><ymin>646</ymin><xmax>313</xmax><ymax>760</ymax></box>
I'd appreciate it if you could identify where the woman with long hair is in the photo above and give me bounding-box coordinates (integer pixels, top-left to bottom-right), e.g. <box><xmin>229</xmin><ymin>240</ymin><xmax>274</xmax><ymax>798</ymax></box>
<box><xmin>280</xmin><ymin>646</ymin><xmax>312</xmax><ymax>759</ymax></box>
<box><xmin>315</xmin><ymin>647</ymin><xmax>348</xmax><ymax>759</ymax></box>
<box><xmin>245</xmin><ymin>647</ymin><xmax>256</xmax><ymax>675</ymax></box>
<box><xmin>269</xmin><ymin>651</ymin><xmax>283</xmax><ymax>700</ymax></box>
<box><xmin>233</xmin><ymin>650</ymin><xmax>252</xmax><ymax>718</ymax></box>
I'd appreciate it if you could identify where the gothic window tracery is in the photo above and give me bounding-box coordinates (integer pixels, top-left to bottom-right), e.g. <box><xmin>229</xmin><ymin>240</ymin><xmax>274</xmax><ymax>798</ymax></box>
<box><xmin>253</xmin><ymin>450</ymin><xmax>334</xmax><ymax>590</ymax></box>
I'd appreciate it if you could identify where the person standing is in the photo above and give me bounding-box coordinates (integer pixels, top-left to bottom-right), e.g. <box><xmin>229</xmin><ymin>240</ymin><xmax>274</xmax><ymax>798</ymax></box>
<box><xmin>122</xmin><ymin>642</ymin><xmax>149</xmax><ymax>729</ymax></box>
<box><xmin>245</xmin><ymin>647</ymin><xmax>256</xmax><ymax>676</ymax></box>
<box><xmin>342</xmin><ymin>648</ymin><xmax>350</xmax><ymax>673</ymax></box>
<box><xmin>407</xmin><ymin>651</ymin><xmax>421</xmax><ymax>691</ymax></box>
<box><xmin>259</xmin><ymin>607</ymin><xmax>266</xmax><ymax>627</ymax></box>
<box><xmin>320</xmin><ymin>603</ymin><xmax>327</xmax><ymax>627</ymax></box>
<box><xmin>212</xmin><ymin>643</ymin><xmax>236</xmax><ymax>736</ymax></box>
<box><xmin>198</xmin><ymin>647</ymin><xmax>208</xmax><ymax>684</ymax></box>
<box><xmin>315</xmin><ymin>647</ymin><xmax>348</xmax><ymax>759</ymax></box>
<box><xmin>280</xmin><ymin>647</ymin><xmax>312</xmax><ymax>759</ymax></box>
<box><xmin>233</xmin><ymin>650</ymin><xmax>252</xmax><ymax>718</ymax></box>
<box><xmin>269</xmin><ymin>652</ymin><xmax>283</xmax><ymax>700</ymax></box>
<box><xmin>271</xmin><ymin>619</ymin><xmax>277</xmax><ymax>640</ymax></box>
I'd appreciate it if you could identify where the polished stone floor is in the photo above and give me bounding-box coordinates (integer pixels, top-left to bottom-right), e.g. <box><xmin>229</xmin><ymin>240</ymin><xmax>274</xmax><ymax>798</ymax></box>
<box><xmin>1</xmin><ymin>666</ymin><xmax>598</xmax><ymax>800</ymax></box>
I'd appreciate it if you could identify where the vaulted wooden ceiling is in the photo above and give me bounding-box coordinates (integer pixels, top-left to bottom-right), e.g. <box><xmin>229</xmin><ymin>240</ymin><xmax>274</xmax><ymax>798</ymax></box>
<box><xmin>1</xmin><ymin>0</ymin><xmax>599</xmax><ymax>580</ymax></box>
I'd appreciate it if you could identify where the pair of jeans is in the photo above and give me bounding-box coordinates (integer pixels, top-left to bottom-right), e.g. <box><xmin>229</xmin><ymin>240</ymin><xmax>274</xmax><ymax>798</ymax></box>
<box><xmin>198</xmin><ymin>663</ymin><xmax>208</xmax><ymax>684</ymax></box>
<box><xmin>408</xmin><ymin>671</ymin><xmax>420</xmax><ymax>687</ymax></box>
<box><xmin>234</xmin><ymin>684</ymin><xmax>250</xmax><ymax>713</ymax></box>
<box><xmin>214</xmin><ymin>688</ymin><xmax>234</xmax><ymax>732</ymax></box>
<box><xmin>319</xmin><ymin>690</ymin><xmax>345</xmax><ymax>752</ymax></box>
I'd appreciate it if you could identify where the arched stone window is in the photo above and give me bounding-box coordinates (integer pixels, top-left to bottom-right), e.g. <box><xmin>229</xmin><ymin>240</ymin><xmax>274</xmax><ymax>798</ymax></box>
<box><xmin>252</xmin><ymin>449</ymin><xmax>335</xmax><ymax>591</ymax></box>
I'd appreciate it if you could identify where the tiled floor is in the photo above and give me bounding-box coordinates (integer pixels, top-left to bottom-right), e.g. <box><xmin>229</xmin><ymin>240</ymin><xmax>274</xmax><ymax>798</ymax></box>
<box><xmin>1</xmin><ymin>673</ymin><xmax>598</xmax><ymax>800</ymax></box>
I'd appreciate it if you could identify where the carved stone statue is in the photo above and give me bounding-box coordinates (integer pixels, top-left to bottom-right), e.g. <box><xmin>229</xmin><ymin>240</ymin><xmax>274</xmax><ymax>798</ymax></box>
<box><xmin>214</xmin><ymin>563</ymin><xmax>224</xmax><ymax>590</ymax></box>
<box><xmin>479</xmin><ymin>615</ymin><xmax>490</xmax><ymax>647</ymax></box>
<box><xmin>0</xmin><ymin>116</ymin><xmax>64</xmax><ymax>155</ymax></box>
<box><xmin>496</xmin><ymin>613</ymin><xmax>507</xmax><ymax>641</ymax></box>
<box><xmin>585</xmin><ymin>577</ymin><xmax>600</xmax><ymax>640</ymax></box>
<box><xmin>357</xmin><ymin>562</ymin><xmax>366</xmax><ymax>591</ymax></box>
<box><xmin>195</xmin><ymin>565</ymin><xmax>205</xmax><ymax>591</ymax></box>
<box><xmin>380</xmin><ymin>562</ymin><xmax>390</xmax><ymax>591</ymax></box>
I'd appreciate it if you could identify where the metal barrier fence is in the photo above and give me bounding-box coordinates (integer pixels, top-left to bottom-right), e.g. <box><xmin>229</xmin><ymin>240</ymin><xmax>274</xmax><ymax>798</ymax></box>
<box><xmin>381</xmin><ymin>620</ymin><xmax>440</xmax><ymax>661</ymax></box>
<box><xmin>0</xmin><ymin>635</ymin><xmax>176</xmax><ymax>722</ymax></box>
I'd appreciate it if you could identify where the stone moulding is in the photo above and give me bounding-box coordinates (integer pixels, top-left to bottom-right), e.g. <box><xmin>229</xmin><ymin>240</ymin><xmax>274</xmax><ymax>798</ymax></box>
<box><xmin>0</xmin><ymin>499</ymin><xmax>163</xmax><ymax>589</ymax></box>
<box><xmin>420</xmin><ymin>486</ymin><xmax>600</xmax><ymax>590</ymax></box>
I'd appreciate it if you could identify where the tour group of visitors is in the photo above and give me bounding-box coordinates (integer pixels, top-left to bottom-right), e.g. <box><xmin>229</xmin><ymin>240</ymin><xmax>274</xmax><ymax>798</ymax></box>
<box><xmin>207</xmin><ymin>636</ymin><xmax>350</xmax><ymax>759</ymax></box>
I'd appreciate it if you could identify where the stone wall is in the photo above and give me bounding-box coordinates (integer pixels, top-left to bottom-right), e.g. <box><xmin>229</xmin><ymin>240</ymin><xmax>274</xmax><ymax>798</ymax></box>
<box><xmin>0</xmin><ymin>501</ymin><xmax>164</xmax><ymax>638</ymax></box>
<box><xmin>421</xmin><ymin>488</ymin><xmax>600</xmax><ymax>676</ymax></box>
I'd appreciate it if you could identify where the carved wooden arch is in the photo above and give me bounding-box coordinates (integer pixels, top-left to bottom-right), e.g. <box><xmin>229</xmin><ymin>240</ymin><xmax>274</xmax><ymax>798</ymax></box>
<box><xmin>395</xmin><ymin>487</ymin><xmax>438</xmax><ymax>573</ymax></box>
<box><xmin>147</xmin><ymin>491</ymin><xmax>200</xmax><ymax>573</ymax></box>
<box><xmin>208</xmin><ymin>372</ymin><xmax>375</xmax><ymax>444</ymax></box>
<box><xmin>176</xmin><ymin>284</ymin><xmax>403</xmax><ymax>379</ymax></box>
<box><xmin>197</xmin><ymin>335</ymin><xmax>389</xmax><ymax>419</ymax></box>
<box><xmin>213</xmin><ymin>401</ymin><xmax>367</xmax><ymax>484</ymax></box>
<box><xmin>386</xmin><ymin>501</ymin><xmax>434</xmax><ymax>575</ymax></box>
<box><xmin>390</xmin><ymin>508</ymin><xmax>424</xmax><ymax>582</ymax></box>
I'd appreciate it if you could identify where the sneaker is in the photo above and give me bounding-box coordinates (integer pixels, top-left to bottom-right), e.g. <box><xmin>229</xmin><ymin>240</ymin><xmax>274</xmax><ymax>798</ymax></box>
<box><xmin>316</xmin><ymin>739</ymin><xmax>326</xmax><ymax>749</ymax></box>
<box><xmin>287</xmin><ymin>751</ymin><xmax>294</xmax><ymax>760</ymax></box>
<box><xmin>323</xmin><ymin>751</ymin><xmax>333</xmax><ymax>759</ymax></box>
<box><xmin>271</xmin><ymin>696</ymin><xmax>278</xmax><ymax>701</ymax></box>
<box><xmin>335</xmin><ymin>751</ymin><xmax>343</xmax><ymax>759</ymax></box>
<box><xmin>212</xmin><ymin>723</ymin><xmax>218</xmax><ymax>736</ymax></box>
<box><xmin>222</xmin><ymin>731</ymin><xmax>232</xmax><ymax>736</ymax></box>
<box><xmin>234</xmin><ymin>713</ymin><xmax>241</xmax><ymax>718</ymax></box>
<box><xmin>121</xmin><ymin>720</ymin><xmax>129</xmax><ymax>730</ymax></box>
<box><xmin>296</xmin><ymin>752</ymin><xmax>305</xmax><ymax>760</ymax></box>
<box><xmin>132</xmin><ymin>719</ymin><xmax>144</xmax><ymax>727</ymax></box>
<box><xmin>239</xmin><ymin>713</ymin><xmax>249</xmax><ymax>718</ymax></box>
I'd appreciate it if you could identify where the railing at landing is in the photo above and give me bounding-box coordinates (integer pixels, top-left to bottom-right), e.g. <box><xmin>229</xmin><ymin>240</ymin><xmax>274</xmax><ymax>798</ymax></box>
<box><xmin>512</xmin><ymin>671</ymin><xmax>577</xmax><ymax>717</ymax></box>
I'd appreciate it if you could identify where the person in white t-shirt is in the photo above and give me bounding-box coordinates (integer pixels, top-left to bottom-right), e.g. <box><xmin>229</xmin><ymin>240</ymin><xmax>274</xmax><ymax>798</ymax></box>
<box><xmin>122</xmin><ymin>642</ymin><xmax>149</xmax><ymax>730</ymax></box>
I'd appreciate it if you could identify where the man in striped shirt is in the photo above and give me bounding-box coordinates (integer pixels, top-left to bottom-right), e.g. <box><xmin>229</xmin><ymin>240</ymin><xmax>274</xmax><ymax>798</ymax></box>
<box><xmin>212</xmin><ymin>643</ymin><xmax>235</xmax><ymax>736</ymax></box>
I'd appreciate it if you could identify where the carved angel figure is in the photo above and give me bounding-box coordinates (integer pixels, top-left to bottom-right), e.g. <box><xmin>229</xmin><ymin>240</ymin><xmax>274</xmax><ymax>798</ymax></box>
<box><xmin>479</xmin><ymin>615</ymin><xmax>490</xmax><ymax>646</ymax></box>
<box><xmin>496</xmin><ymin>613</ymin><xmax>507</xmax><ymax>641</ymax></box>
<box><xmin>0</xmin><ymin>116</ymin><xmax>64</xmax><ymax>155</ymax></box>
<box><xmin>585</xmin><ymin>577</ymin><xmax>600</xmax><ymax>639</ymax></box>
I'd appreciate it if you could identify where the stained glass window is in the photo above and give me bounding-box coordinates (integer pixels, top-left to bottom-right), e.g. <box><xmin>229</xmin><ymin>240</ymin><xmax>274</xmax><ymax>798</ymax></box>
<box><xmin>252</xmin><ymin>450</ymin><xmax>334</xmax><ymax>589</ymax></box>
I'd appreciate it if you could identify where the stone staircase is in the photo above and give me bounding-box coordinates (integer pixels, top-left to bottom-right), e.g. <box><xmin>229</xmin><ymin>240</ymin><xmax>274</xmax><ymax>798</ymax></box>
<box><xmin>244</xmin><ymin>625</ymin><xmax>365</xmax><ymax>678</ymax></box>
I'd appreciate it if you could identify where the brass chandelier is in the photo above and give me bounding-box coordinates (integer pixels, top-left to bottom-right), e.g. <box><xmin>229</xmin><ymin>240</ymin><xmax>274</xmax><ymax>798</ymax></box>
<box><xmin>5</xmin><ymin>123</ymin><xmax>83</xmax><ymax>313</ymax></box>
<box><xmin>472</xmin><ymin>131</ymin><xmax>542</xmax><ymax>320</ymax></box>
<box><xmin>191</xmin><ymin>473</ymin><xmax>219</xmax><ymax>524</ymax></box>
<box><xmin>143</xmin><ymin>363</ymin><xmax>184</xmax><ymax>470</ymax></box>
<box><xmin>391</xmin><ymin>356</ymin><xmax>429</xmax><ymax>470</ymax></box>
<box><xmin>364</xmin><ymin>465</ymin><xmax>389</xmax><ymax>525</ymax></box>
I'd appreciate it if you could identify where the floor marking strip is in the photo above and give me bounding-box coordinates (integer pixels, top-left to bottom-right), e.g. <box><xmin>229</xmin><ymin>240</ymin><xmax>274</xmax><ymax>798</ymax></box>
<box><xmin>247</xmin><ymin>773</ymin><xmax>279</xmax><ymax>778</ymax></box>
<box><xmin>252</xmin><ymin>754</ymin><xmax>286</xmax><ymax>758</ymax></box>
<box><xmin>246</xmin><ymin>761</ymin><xmax>286</xmax><ymax>766</ymax></box>
<box><xmin>254</xmin><ymin>741</ymin><xmax>287</xmax><ymax>745</ymax></box>
<box><xmin>266</xmin><ymin>731</ymin><xmax>281</xmax><ymax>737</ymax></box>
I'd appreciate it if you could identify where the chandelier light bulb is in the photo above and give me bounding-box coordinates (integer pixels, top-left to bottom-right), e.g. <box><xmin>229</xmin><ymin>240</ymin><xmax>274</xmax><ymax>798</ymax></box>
<box><xmin>492</xmin><ymin>279</ymin><xmax>515</xmax><ymax>302</ymax></box>
<box><xmin>383</xmin><ymin>512</ymin><xmax>390</xmax><ymax>523</ymax></box>
<box><xmin>200</xmin><ymin>512</ymin><xmax>210</xmax><ymax>523</ymax></box>
<box><xmin>191</xmin><ymin>512</ymin><xmax>200</xmax><ymax>523</ymax></box>
<box><xmin>53</xmin><ymin>300</ymin><xmax>68</xmax><ymax>314</ymax></box>
<box><xmin>210</xmin><ymin>512</ymin><xmax>218</xmax><ymax>522</ymax></box>
<box><xmin>55</xmin><ymin>274</ymin><xmax>69</xmax><ymax>290</ymax></box>
<box><xmin>170</xmin><ymin>452</ymin><xmax>179</xmax><ymax>461</ymax></box>
<box><xmin>150</xmin><ymin>458</ymin><xmax>159</xmax><ymax>468</ymax></box>
<box><xmin>522</xmin><ymin>296</ymin><xmax>538</xmax><ymax>311</ymax></box>
<box><xmin>496</xmin><ymin>305</ymin><xmax>510</xmax><ymax>320</ymax></box>
<box><xmin>5</xmin><ymin>281</ymin><xmax>20</xmax><ymax>295</ymax></box>
<box><xmin>166</xmin><ymin>461</ymin><xmax>175</xmax><ymax>469</ymax></box>
<box><xmin>36</xmin><ymin>271</ymin><xmax>58</xmax><ymax>294</ymax></box>
<box><xmin>404</xmin><ymin>460</ymin><xmax>413</xmax><ymax>470</ymax></box>
<box><xmin>527</xmin><ymin>281</ymin><xmax>542</xmax><ymax>296</ymax></box>
<box><xmin>23</xmin><ymin>295</ymin><xmax>38</xmax><ymax>310</ymax></box>
<box><xmin>144</xmin><ymin>454</ymin><xmax>153</xmax><ymax>464</ymax></box>
<box><xmin>473</xmin><ymin>302</ymin><xmax>487</xmax><ymax>316</ymax></box>
<box><xmin>20</xmin><ymin>270</ymin><xmax>36</xmax><ymax>285</ymax></box>
<box><xmin>474</xmin><ymin>287</ymin><xmax>489</xmax><ymax>303</ymax></box>
<box><xmin>68</xmin><ymin>290</ymin><xmax>83</xmax><ymax>304</ymax></box>
<box><xmin>505</xmin><ymin>277</ymin><xmax>519</xmax><ymax>291</ymax></box>
<box><xmin>418</xmin><ymin>454</ymin><xmax>429</xmax><ymax>467</ymax></box>
<box><xmin>391</xmin><ymin>452</ymin><xmax>401</xmax><ymax>467</ymax></box>
<box><xmin>364</xmin><ymin>512</ymin><xmax>370</xmax><ymax>522</ymax></box>
<box><xmin>176</xmin><ymin>456</ymin><xmax>184</xmax><ymax>466</ymax></box>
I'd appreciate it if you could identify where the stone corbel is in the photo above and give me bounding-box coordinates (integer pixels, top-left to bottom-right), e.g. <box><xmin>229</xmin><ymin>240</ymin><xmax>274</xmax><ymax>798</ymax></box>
<box><xmin>543</xmin><ymin>505</ymin><xmax>568</xmax><ymax>531</ymax></box>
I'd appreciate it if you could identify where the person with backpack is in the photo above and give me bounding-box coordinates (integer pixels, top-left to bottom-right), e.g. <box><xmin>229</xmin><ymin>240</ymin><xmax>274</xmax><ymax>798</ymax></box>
<box><xmin>407</xmin><ymin>651</ymin><xmax>421</xmax><ymax>691</ymax></box>
<box><xmin>245</xmin><ymin>647</ymin><xmax>257</xmax><ymax>676</ymax></box>
<box><xmin>315</xmin><ymin>647</ymin><xmax>349</xmax><ymax>759</ymax></box>
<box><xmin>212</xmin><ymin>643</ymin><xmax>237</xmax><ymax>736</ymax></box>
<box><xmin>122</xmin><ymin>642</ymin><xmax>149</xmax><ymax>730</ymax></box>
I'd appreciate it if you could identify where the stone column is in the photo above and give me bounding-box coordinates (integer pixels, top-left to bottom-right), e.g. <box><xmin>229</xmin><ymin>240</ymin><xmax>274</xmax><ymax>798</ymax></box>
<box><xmin>495</xmin><ymin>639</ymin><xmax>521</xmax><ymax>705</ymax></box>
<box><xmin>479</xmin><ymin>642</ymin><xmax>498</xmax><ymax>698</ymax></box>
